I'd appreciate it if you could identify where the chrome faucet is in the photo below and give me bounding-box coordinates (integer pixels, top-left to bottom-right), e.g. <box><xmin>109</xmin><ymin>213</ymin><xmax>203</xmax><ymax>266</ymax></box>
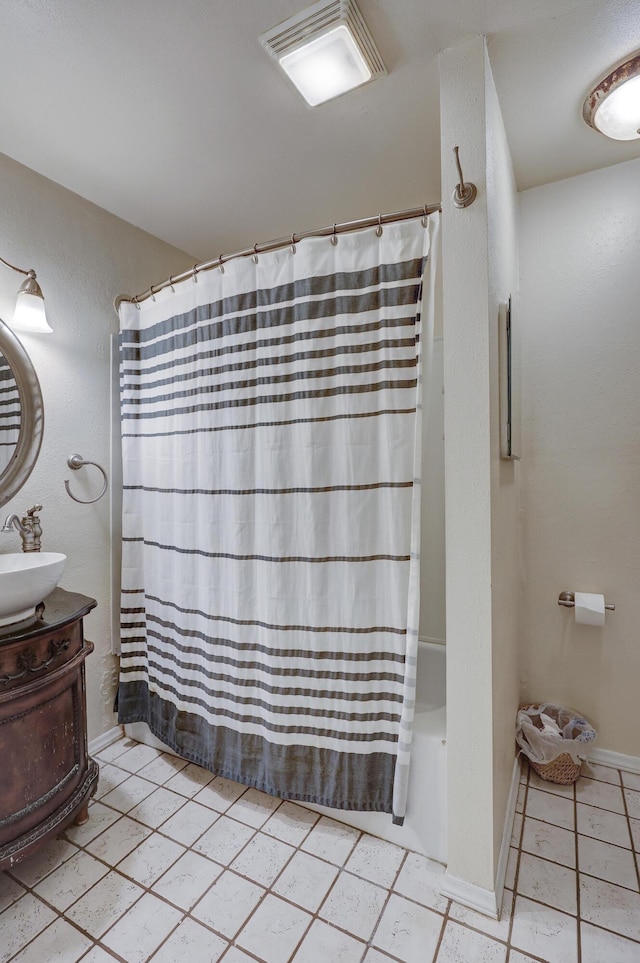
<box><xmin>1</xmin><ymin>504</ymin><xmax>43</xmax><ymax>552</ymax></box>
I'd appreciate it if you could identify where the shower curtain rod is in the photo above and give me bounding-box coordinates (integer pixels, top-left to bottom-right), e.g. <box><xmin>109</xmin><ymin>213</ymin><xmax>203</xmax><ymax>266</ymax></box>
<box><xmin>114</xmin><ymin>202</ymin><xmax>441</xmax><ymax>312</ymax></box>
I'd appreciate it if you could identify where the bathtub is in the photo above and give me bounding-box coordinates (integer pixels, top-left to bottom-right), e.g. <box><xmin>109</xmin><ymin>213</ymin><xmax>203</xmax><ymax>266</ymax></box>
<box><xmin>124</xmin><ymin>640</ymin><xmax>447</xmax><ymax>863</ymax></box>
<box><xmin>301</xmin><ymin>639</ymin><xmax>447</xmax><ymax>863</ymax></box>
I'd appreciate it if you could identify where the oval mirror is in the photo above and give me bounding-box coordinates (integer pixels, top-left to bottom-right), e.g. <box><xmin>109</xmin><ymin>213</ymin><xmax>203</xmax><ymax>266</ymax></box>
<box><xmin>0</xmin><ymin>320</ymin><xmax>44</xmax><ymax>508</ymax></box>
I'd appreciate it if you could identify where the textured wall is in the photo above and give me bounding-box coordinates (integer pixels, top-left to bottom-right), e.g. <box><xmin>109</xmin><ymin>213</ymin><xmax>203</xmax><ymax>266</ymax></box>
<box><xmin>440</xmin><ymin>36</ymin><xmax>520</xmax><ymax>898</ymax></box>
<box><xmin>519</xmin><ymin>157</ymin><xmax>640</xmax><ymax>756</ymax></box>
<box><xmin>440</xmin><ymin>36</ymin><xmax>495</xmax><ymax>892</ymax></box>
<box><xmin>485</xmin><ymin>48</ymin><xmax>521</xmax><ymax>871</ymax></box>
<box><xmin>0</xmin><ymin>153</ymin><xmax>193</xmax><ymax>742</ymax></box>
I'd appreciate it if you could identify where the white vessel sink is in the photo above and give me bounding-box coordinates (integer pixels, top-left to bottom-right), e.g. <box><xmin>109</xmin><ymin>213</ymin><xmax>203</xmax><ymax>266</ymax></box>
<box><xmin>0</xmin><ymin>553</ymin><xmax>67</xmax><ymax>627</ymax></box>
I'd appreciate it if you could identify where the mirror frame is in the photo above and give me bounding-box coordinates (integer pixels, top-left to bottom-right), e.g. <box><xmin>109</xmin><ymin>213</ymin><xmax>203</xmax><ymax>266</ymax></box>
<box><xmin>0</xmin><ymin>320</ymin><xmax>44</xmax><ymax>509</ymax></box>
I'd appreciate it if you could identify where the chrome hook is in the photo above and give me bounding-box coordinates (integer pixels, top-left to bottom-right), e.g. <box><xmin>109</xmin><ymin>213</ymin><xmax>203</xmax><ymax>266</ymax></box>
<box><xmin>192</xmin><ymin>263</ymin><xmax>199</xmax><ymax>283</ymax></box>
<box><xmin>330</xmin><ymin>224</ymin><xmax>338</xmax><ymax>246</ymax></box>
<box><xmin>252</xmin><ymin>244</ymin><xmax>260</xmax><ymax>265</ymax></box>
<box><xmin>421</xmin><ymin>205</ymin><xmax>429</xmax><ymax>228</ymax></box>
<box><xmin>375</xmin><ymin>215</ymin><xmax>383</xmax><ymax>237</ymax></box>
<box><xmin>452</xmin><ymin>146</ymin><xmax>477</xmax><ymax>209</ymax></box>
<box><xmin>169</xmin><ymin>275</ymin><xmax>176</xmax><ymax>292</ymax></box>
<box><xmin>218</xmin><ymin>255</ymin><xmax>225</xmax><ymax>274</ymax></box>
<box><xmin>150</xmin><ymin>283</ymin><xmax>157</xmax><ymax>302</ymax></box>
<box><xmin>64</xmin><ymin>454</ymin><xmax>109</xmax><ymax>505</ymax></box>
<box><xmin>290</xmin><ymin>233</ymin><xmax>297</xmax><ymax>254</ymax></box>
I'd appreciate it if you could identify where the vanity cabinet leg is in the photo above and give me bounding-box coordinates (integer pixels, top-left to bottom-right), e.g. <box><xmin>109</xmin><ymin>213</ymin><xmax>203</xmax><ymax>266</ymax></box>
<box><xmin>73</xmin><ymin>802</ymin><xmax>89</xmax><ymax>825</ymax></box>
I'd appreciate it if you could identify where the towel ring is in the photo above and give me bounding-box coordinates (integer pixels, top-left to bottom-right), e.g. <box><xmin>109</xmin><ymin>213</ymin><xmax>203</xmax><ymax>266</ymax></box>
<box><xmin>64</xmin><ymin>453</ymin><xmax>108</xmax><ymax>504</ymax></box>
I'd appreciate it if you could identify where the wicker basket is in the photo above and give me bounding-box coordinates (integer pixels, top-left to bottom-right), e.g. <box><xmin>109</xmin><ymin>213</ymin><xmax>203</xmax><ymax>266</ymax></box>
<box><xmin>519</xmin><ymin>704</ymin><xmax>584</xmax><ymax>785</ymax></box>
<box><xmin>529</xmin><ymin>753</ymin><xmax>582</xmax><ymax>785</ymax></box>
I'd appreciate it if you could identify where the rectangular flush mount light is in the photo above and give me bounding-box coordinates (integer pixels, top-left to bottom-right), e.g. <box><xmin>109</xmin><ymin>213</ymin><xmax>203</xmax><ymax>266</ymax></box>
<box><xmin>260</xmin><ymin>0</ymin><xmax>386</xmax><ymax>106</ymax></box>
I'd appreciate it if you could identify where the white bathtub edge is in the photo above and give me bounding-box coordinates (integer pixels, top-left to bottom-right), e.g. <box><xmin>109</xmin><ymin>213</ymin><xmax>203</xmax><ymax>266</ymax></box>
<box><xmin>441</xmin><ymin>754</ymin><xmax>522</xmax><ymax>921</ymax></box>
<box><xmin>122</xmin><ymin>640</ymin><xmax>447</xmax><ymax>862</ymax></box>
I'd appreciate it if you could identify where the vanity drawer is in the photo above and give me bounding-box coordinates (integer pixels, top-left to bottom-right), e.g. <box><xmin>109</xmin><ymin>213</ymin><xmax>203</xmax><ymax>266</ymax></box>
<box><xmin>0</xmin><ymin>622</ymin><xmax>82</xmax><ymax>696</ymax></box>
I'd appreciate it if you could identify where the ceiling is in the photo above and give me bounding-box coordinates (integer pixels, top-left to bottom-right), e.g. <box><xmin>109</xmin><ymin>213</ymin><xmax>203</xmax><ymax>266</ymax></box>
<box><xmin>2</xmin><ymin>0</ymin><xmax>639</xmax><ymax>260</ymax></box>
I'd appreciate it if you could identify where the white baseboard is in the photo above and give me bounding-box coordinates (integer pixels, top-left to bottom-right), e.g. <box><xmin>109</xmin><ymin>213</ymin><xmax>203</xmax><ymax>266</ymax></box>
<box><xmin>589</xmin><ymin>747</ymin><xmax>640</xmax><ymax>775</ymax></box>
<box><xmin>494</xmin><ymin>755</ymin><xmax>522</xmax><ymax>907</ymax></box>
<box><xmin>441</xmin><ymin>755</ymin><xmax>521</xmax><ymax>921</ymax></box>
<box><xmin>89</xmin><ymin>726</ymin><xmax>123</xmax><ymax>756</ymax></box>
<box><xmin>441</xmin><ymin>872</ymin><xmax>499</xmax><ymax>920</ymax></box>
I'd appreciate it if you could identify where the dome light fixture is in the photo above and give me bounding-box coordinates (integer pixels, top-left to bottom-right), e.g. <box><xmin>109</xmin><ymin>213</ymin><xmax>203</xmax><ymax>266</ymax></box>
<box><xmin>260</xmin><ymin>0</ymin><xmax>386</xmax><ymax>107</ymax></box>
<box><xmin>583</xmin><ymin>51</ymin><xmax>640</xmax><ymax>141</ymax></box>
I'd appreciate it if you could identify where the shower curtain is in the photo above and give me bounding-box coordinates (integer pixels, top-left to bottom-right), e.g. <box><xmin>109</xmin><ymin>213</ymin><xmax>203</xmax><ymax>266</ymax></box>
<box><xmin>118</xmin><ymin>214</ymin><xmax>438</xmax><ymax>823</ymax></box>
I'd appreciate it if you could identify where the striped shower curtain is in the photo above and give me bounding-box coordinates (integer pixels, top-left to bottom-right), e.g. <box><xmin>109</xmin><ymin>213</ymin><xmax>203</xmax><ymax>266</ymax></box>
<box><xmin>118</xmin><ymin>215</ymin><xmax>438</xmax><ymax>823</ymax></box>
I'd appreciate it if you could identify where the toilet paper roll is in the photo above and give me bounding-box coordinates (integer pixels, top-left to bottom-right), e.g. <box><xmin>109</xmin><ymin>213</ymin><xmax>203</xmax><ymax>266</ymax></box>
<box><xmin>574</xmin><ymin>592</ymin><xmax>605</xmax><ymax>627</ymax></box>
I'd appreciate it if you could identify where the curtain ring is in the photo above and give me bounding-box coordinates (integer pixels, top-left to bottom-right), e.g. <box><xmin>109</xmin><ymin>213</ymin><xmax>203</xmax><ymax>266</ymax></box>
<box><xmin>422</xmin><ymin>205</ymin><xmax>429</xmax><ymax>227</ymax></box>
<box><xmin>218</xmin><ymin>255</ymin><xmax>225</xmax><ymax>274</ymax></box>
<box><xmin>330</xmin><ymin>224</ymin><xmax>338</xmax><ymax>246</ymax></box>
<box><xmin>149</xmin><ymin>283</ymin><xmax>157</xmax><ymax>302</ymax></box>
<box><xmin>192</xmin><ymin>263</ymin><xmax>199</xmax><ymax>283</ymax></box>
<box><xmin>169</xmin><ymin>275</ymin><xmax>176</xmax><ymax>292</ymax></box>
<box><xmin>133</xmin><ymin>296</ymin><xmax>141</xmax><ymax>311</ymax></box>
<box><xmin>375</xmin><ymin>214</ymin><xmax>383</xmax><ymax>238</ymax></box>
<box><xmin>290</xmin><ymin>233</ymin><xmax>297</xmax><ymax>254</ymax></box>
<box><xmin>252</xmin><ymin>244</ymin><xmax>260</xmax><ymax>265</ymax></box>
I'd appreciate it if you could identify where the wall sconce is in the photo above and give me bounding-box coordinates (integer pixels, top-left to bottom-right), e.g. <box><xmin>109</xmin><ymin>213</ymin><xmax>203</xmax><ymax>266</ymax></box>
<box><xmin>260</xmin><ymin>0</ymin><xmax>386</xmax><ymax>107</ymax></box>
<box><xmin>583</xmin><ymin>51</ymin><xmax>640</xmax><ymax>140</ymax></box>
<box><xmin>0</xmin><ymin>255</ymin><xmax>51</xmax><ymax>334</ymax></box>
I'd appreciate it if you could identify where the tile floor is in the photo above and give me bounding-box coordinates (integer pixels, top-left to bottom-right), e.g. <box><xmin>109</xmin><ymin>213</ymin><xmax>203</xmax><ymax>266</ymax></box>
<box><xmin>2</xmin><ymin>739</ymin><xmax>640</xmax><ymax>962</ymax></box>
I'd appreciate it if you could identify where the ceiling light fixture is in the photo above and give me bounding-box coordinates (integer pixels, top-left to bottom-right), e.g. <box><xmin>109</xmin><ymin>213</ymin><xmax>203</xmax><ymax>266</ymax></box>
<box><xmin>260</xmin><ymin>0</ymin><xmax>386</xmax><ymax>107</ymax></box>
<box><xmin>583</xmin><ymin>51</ymin><xmax>640</xmax><ymax>141</ymax></box>
<box><xmin>0</xmin><ymin>255</ymin><xmax>51</xmax><ymax>334</ymax></box>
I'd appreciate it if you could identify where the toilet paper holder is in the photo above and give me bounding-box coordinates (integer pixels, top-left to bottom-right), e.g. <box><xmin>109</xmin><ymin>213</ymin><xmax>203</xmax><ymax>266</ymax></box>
<box><xmin>558</xmin><ymin>592</ymin><xmax>615</xmax><ymax>611</ymax></box>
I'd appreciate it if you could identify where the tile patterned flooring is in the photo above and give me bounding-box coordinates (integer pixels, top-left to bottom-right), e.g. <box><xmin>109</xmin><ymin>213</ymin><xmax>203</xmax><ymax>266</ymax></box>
<box><xmin>2</xmin><ymin>738</ymin><xmax>640</xmax><ymax>962</ymax></box>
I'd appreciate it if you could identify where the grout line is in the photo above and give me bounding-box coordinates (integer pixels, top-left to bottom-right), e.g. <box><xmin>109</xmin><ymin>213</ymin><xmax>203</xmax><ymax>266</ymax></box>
<box><xmin>16</xmin><ymin>739</ymin><xmax>640</xmax><ymax>963</ymax></box>
<box><xmin>574</xmin><ymin>917</ymin><xmax>640</xmax><ymax>947</ymax></box>
<box><xmin>516</xmin><ymin>839</ymin><xmax>639</xmax><ymax>886</ymax></box>
<box><xmin>508</xmin><ymin>759</ymin><xmax>530</xmax><ymax>950</ymax></box>
<box><xmin>359</xmin><ymin>847</ymin><xmax>417</xmax><ymax>960</ymax></box>
<box><xmin>428</xmin><ymin>910</ymin><xmax>448</xmax><ymax>962</ymax></box>
<box><xmin>578</xmin><ymin>868</ymin><xmax>640</xmax><ymax>894</ymax></box>
<box><xmin>93</xmin><ymin>749</ymin><xmax>406</xmax><ymax>959</ymax></box>
<box><xmin>502</xmin><ymin>765</ymin><xmax>528</xmax><ymax>959</ymax></box>
<box><xmin>506</xmin><ymin>947</ymin><xmax>556</xmax><ymax>963</ymax></box>
<box><xmin>573</xmin><ymin>770</ymin><xmax>582</xmax><ymax>963</ymax></box>
<box><xmin>509</xmin><ymin>890</ymin><xmax>578</xmax><ymax>919</ymax></box>
<box><xmin>575</xmin><ymin>829</ymin><xmax>635</xmax><ymax>854</ymax></box>
<box><xmin>364</xmin><ymin>884</ymin><xmax>395</xmax><ymax>959</ymax></box>
<box><xmin>83</xmin><ymin>786</ymin><xmax>448</xmax><ymax>923</ymax></box>
<box><xmin>621</xmin><ymin>774</ymin><xmax>640</xmax><ymax>897</ymax></box>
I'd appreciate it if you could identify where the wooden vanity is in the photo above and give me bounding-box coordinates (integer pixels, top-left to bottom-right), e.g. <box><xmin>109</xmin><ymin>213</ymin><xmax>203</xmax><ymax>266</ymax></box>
<box><xmin>0</xmin><ymin>588</ymin><xmax>99</xmax><ymax>870</ymax></box>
